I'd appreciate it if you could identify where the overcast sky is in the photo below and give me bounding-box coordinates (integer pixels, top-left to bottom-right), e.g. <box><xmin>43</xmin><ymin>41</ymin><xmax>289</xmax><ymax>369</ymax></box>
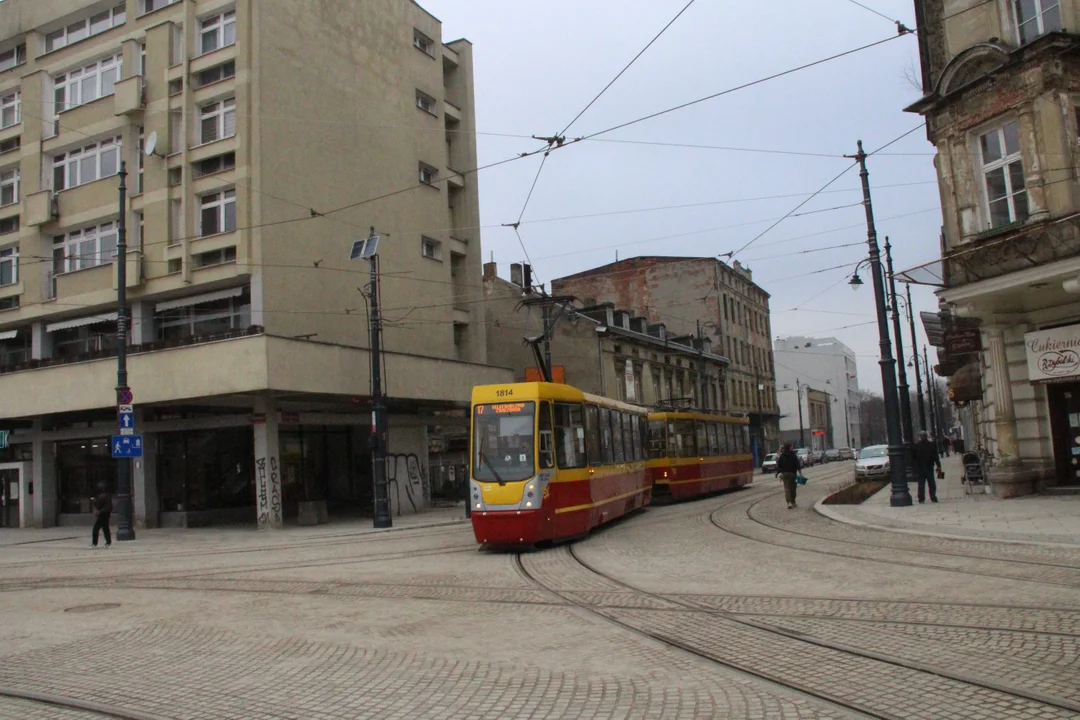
<box><xmin>420</xmin><ymin>0</ymin><xmax>938</xmax><ymax>394</ymax></box>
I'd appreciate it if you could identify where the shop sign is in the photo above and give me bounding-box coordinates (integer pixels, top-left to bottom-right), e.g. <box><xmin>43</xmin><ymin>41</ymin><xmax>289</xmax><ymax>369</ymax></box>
<box><xmin>1025</xmin><ymin>324</ymin><xmax>1080</xmax><ymax>384</ymax></box>
<box><xmin>944</xmin><ymin>328</ymin><xmax>981</xmax><ymax>357</ymax></box>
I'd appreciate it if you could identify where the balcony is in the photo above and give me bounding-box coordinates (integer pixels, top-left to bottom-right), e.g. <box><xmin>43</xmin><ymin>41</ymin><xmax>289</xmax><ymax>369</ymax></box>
<box><xmin>113</xmin><ymin>75</ymin><xmax>144</xmax><ymax>116</ymax></box>
<box><xmin>24</xmin><ymin>191</ymin><xmax>56</xmax><ymax>227</ymax></box>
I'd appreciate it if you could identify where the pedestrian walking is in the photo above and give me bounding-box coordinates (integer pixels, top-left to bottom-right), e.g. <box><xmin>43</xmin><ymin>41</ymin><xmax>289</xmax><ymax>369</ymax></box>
<box><xmin>914</xmin><ymin>431</ymin><xmax>941</xmax><ymax>504</ymax></box>
<box><xmin>89</xmin><ymin>483</ymin><xmax>112</xmax><ymax>548</ymax></box>
<box><xmin>775</xmin><ymin>442</ymin><xmax>801</xmax><ymax>509</ymax></box>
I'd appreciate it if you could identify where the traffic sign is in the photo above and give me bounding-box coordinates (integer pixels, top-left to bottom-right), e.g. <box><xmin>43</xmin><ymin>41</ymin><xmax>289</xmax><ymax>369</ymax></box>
<box><xmin>118</xmin><ymin>409</ymin><xmax>135</xmax><ymax>434</ymax></box>
<box><xmin>117</xmin><ymin>389</ymin><xmax>134</xmax><ymax>405</ymax></box>
<box><xmin>111</xmin><ymin>435</ymin><xmax>143</xmax><ymax>458</ymax></box>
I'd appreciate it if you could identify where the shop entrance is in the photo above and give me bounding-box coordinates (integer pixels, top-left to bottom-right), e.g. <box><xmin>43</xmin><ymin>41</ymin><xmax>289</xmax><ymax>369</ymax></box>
<box><xmin>1046</xmin><ymin>382</ymin><xmax>1080</xmax><ymax>487</ymax></box>
<box><xmin>0</xmin><ymin>464</ymin><xmax>25</xmax><ymax>528</ymax></box>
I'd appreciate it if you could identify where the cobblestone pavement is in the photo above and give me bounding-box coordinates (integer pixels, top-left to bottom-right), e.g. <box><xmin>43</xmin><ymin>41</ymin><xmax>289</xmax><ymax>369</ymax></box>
<box><xmin>0</xmin><ymin>464</ymin><xmax>1077</xmax><ymax>718</ymax></box>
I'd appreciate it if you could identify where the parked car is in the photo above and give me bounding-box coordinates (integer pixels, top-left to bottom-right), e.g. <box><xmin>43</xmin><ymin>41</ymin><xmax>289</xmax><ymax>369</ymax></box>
<box><xmin>824</xmin><ymin>448</ymin><xmax>841</xmax><ymax>462</ymax></box>
<box><xmin>796</xmin><ymin>448</ymin><xmax>812</xmax><ymax>467</ymax></box>
<box><xmin>811</xmin><ymin>449</ymin><xmax>826</xmax><ymax>464</ymax></box>
<box><xmin>838</xmin><ymin>447</ymin><xmax>855</xmax><ymax>460</ymax></box>
<box><xmin>854</xmin><ymin>445</ymin><xmax>890</xmax><ymax>480</ymax></box>
<box><xmin>761</xmin><ymin>453</ymin><xmax>778</xmax><ymax>474</ymax></box>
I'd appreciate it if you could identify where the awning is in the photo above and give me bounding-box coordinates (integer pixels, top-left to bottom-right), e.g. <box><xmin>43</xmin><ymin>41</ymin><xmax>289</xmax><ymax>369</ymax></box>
<box><xmin>894</xmin><ymin>258</ymin><xmax>945</xmax><ymax>287</ymax></box>
<box><xmin>46</xmin><ymin>312</ymin><xmax>119</xmax><ymax>333</ymax></box>
<box><xmin>0</xmin><ymin>330</ymin><xmax>18</xmax><ymax>340</ymax></box>
<box><xmin>155</xmin><ymin>287</ymin><xmax>243</xmax><ymax>312</ymax></box>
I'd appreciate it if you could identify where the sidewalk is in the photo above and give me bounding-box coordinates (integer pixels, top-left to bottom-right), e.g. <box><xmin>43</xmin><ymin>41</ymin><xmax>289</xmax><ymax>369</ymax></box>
<box><xmin>815</xmin><ymin>454</ymin><xmax>1080</xmax><ymax>546</ymax></box>
<box><xmin>0</xmin><ymin>504</ymin><xmax>470</xmax><ymax>550</ymax></box>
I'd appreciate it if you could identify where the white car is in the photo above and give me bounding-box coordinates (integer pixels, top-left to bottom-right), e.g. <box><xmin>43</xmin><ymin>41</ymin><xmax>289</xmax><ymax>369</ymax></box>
<box><xmin>761</xmin><ymin>453</ymin><xmax>777</xmax><ymax>473</ymax></box>
<box><xmin>855</xmin><ymin>445</ymin><xmax>890</xmax><ymax>480</ymax></box>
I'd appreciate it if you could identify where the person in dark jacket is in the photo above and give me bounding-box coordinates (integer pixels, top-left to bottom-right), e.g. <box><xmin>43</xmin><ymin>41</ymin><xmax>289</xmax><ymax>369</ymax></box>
<box><xmin>775</xmin><ymin>442</ymin><xmax>802</xmax><ymax>509</ymax></box>
<box><xmin>90</xmin><ymin>483</ymin><xmax>112</xmax><ymax>549</ymax></box>
<box><xmin>914</xmin><ymin>430</ymin><xmax>941</xmax><ymax>504</ymax></box>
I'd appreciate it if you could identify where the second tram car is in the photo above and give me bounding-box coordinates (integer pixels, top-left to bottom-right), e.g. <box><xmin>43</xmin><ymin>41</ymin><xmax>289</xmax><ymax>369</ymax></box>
<box><xmin>646</xmin><ymin>411</ymin><xmax>754</xmax><ymax>501</ymax></box>
<box><xmin>469</xmin><ymin>382</ymin><xmax>651</xmax><ymax>545</ymax></box>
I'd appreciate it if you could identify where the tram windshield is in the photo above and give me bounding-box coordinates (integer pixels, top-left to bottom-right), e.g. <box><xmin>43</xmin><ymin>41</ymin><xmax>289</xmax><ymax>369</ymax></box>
<box><xmin>473</xmin><ymin>402</ymin><xmax>536</xmax><ymax>483</ymax></box>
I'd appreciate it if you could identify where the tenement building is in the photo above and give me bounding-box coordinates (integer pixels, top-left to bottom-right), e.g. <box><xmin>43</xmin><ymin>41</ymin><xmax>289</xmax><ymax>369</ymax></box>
<box><xmin>773</xmin><ymin>336</ymin><xmax>861</xmax><ymax>451</ymax></box>
<box><xmin>908</xmin><ymin>0</ymin><xmax>1080</xmax><ymax>494</ymax></box>
<box><xmin>551</xmin><ymin>256</ymin><xmax>779</xmax><ymax>464</ymax></box>
<box><xmin>483</xmin><ymin>262</ymin><xmax>730</xmax><ymax>408</ymax></box>
<box><xmin>0</xmin><ymin>0</ymin><xmax>509</xmax><ymax>528</ymax></box>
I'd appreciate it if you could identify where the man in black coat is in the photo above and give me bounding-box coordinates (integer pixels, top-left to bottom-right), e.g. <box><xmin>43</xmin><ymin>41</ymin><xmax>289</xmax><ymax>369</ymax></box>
<box><xmin>90</xmin><ymin>483</ymin><xmax>113</xmax><ymax>549</ymax></box>
<box><xmin>775</xmin><ymin>443</ymin><xmax>802</xmax><ymax>509</ymax></box>
<box><xmin>914</xmin><ymin>430</ymin><xmax>942</xmax><ymax>504</ymax></box>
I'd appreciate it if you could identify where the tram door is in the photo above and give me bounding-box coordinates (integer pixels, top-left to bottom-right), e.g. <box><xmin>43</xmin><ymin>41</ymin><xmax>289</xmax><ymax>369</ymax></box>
<box><xmin>0</xmin><ymin>468</ymin><xmax>19</xmax><ymax>528</ymax></box>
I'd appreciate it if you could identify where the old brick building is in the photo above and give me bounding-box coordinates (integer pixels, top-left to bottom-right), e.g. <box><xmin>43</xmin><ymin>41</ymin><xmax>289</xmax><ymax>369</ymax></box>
<box><xmin>907</xmin><ymin>0</ymin><xmax>1080</xmax><ymax>494</ymax></box>
<box><xmin>551</xmin><ymin>256</ymin><xmax>779</xmax><ymax>464</ymax></box>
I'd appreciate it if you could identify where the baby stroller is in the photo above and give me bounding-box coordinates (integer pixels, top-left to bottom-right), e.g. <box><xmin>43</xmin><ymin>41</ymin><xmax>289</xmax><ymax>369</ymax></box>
<box><xmin>961</xmin><ymin>451</ymin><xmax>988</xmax><ymax>494</ymax></box>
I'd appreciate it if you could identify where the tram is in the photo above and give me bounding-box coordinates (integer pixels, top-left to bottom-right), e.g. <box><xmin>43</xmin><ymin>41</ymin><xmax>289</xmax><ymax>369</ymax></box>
<box><xmin>469</xmin><ymin>382</ymin><xmax>651</xmax><ymax>545</ymax></box>
<box><xmin>646</xmin><ymin>410</ymin><xmax>754</xmax><ymax>501</ymax></box>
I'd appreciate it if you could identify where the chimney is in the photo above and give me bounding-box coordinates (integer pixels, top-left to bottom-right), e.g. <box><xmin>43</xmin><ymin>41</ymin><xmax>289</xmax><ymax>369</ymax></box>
<box><xmin>483</xmin><ymin>262</ymin><xmax>497</xmax><ymax>281</ymax></box>
<box><xmin>510</xmin><ymin>263</ymin><xmax>523</xmax><ymax>287</ymax></box>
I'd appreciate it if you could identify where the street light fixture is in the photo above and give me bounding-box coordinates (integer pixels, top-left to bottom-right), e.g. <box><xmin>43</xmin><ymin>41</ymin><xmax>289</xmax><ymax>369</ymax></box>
<box><xmin>849</xmin><ymin>272</ymin><xmax>864</xmax><ymax>290</ymax></box>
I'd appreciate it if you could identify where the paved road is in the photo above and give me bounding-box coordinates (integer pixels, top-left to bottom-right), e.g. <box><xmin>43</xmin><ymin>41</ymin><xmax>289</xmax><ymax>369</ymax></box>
<box><xmin>0</xmin><ymin>463</ymin><xmax>1077</xmax><ymax>719</ymax></box>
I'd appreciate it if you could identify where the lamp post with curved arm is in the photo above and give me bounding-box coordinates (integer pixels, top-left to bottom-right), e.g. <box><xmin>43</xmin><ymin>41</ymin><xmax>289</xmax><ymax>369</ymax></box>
<box><xmin>847</xmin><ymin>140</ymin><xmax>912</xmax><ymax>507</ymax></box>
<box><xmin>892</xmin><ymin>288</ymin><xmax>928</xmax><ymax>434</ymax></box>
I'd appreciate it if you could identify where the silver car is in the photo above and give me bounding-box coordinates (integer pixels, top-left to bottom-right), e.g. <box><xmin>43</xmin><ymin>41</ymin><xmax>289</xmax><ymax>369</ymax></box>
<box><xmin>761</xmin><ymin>453</ymin><xmax>777</xmax><ymax>474</ymax></box>
<box><xmin>854</xmin><ymin>445</ymin><xmax>890</xmax><ymax>480</ymax></box>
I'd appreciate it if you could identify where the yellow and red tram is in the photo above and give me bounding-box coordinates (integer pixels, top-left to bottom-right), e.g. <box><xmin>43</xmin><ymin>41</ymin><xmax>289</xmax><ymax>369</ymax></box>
<box><xmin>646</xmin><ymin>411</ymin><xmax>754</xmax><ymax>501</ymax></box>
<box><xmin>469</xmin><ymin>382</ymin><xmax>651</xmax><ymax>545</ymax></box>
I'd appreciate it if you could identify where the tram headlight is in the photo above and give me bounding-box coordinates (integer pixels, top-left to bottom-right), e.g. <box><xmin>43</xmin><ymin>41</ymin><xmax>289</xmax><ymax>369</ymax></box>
<box><xmin>518</xmin><ymin>474</ymin><xmax>550</xmax><ymax>510</ymax></box>
<box><xmin>470</xmin><ymin>480</ymin><xmax>487</xmax><ymax>512</ymax></box>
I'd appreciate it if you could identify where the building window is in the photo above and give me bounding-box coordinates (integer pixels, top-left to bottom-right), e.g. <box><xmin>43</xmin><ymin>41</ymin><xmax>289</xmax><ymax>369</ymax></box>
<box><xmin>199</xmin><ymin>98</ymin><xmax>236</xmax><ymax>144</ymax></box>
<box><xmin>141</xmin><ymin>0</ymin><xmax>182</xmax><ymax>15</ymax></box>
<box><xmin>419</xmin><ymin>163</ymin><xmax>437</xmax><ymax>186</ymax></box>
<box><xmin>1015</xmin><ymin>0</ymin><xmax>1061</xmax><ymax>44</ymax></box>
<box><xmin>413</xmin><ymin>30</ymin><xmax>434</xmax><ymax>57</ymax></box>
<box><xmin>199</xmin><ymin>189</ymin><xmax>236</xmax><ymax>236</ymax></box>
<box><xmin>0</xmin><ymin>169</ymin><xmax>17</xmax><ymax>206</ymax></box>
<box><xmin>137</xmin><ymin>126</ymin><xmax>145</xmax><ymax>193</ymax></box>
<box><xmin>52</xmin><ymin>136</ymin><xmax>122</xmax><ymax>191</ymax></box>
<box><xmin>0</xmin><ymin>216</ymin><xmax>18</xmax><ymax>236</ymax></box>
<box><xmin>194</xmin><ymin>152</ymin><xmax>236</xmax><ymax>178</ymax></box>
<box><xmin>0</xmin><ymin>246</ymin><xmax>17</xmax><ymax>286</ymax></box>
<box><xmin>200</xmin><ymin>9</ymin><xmax>236</xmax><ymax>55</ymax></box>
<box><xmin>54</xmin><ymin>54</ymin><xmax>123</xmax><ymax>113</ymax></box>
<box><xmin>416</xmin><ymin>90</ymin><xmax>436</xmax><ymax>115</ymax></box>
<box><xmin>0</xmin><ymin>44</ymin><xmax>26</xmax><ymax>73</ymax></box>
<box><xmin>195</xmin><ymin>60</ymin><xmax>235</xmax><ymax>88</ymax></box>
<box><xmin>53</xmin><ymin>321</ymin><xmax>119</xmax><ymax>361</ymax></box>
<box><xmin>168</xmin><ymin>78</ymin><xmax>183</xmax><ymax>96</ymax></box>
<box><xmin>43</xmin><ymin>4</ymin><xmax>126</xmax><ymax>53</ymax></box>
<box><xmin>0</xmin><ymin>91</ymin><xmax>19</xmax><ymax>129</ymax></box>
<box><xmin>53</xmin><ymin>221</ymin><xmax>118</xmax><ymax>274</ymax></box>
<box><xmin>420</xmin><ymin>236</ymin><xmax>441</xmax><ymax>260</ymax></box>
<box><xmin>168</xmin><ymin>167</ymin><xmax>182</xmax><ymax>186</ymax></box>
<box><xmin>192</xmin><ymin>246</ymin><xmax>236</xmax><ymax>268</ymax></box>
<box><xmin>0</xmin><ymin>137</ymin><xmax>18</xmax><ymax>155</ymax></box>
<box><xmin>155</xmin><ymin>287</ymin><xmax>250</xmax><ymax>341</ymax></box>
<box><xmin>979</xmin><ymin>121</ymin><xmax>1028</xmax><ymax>228</ymax></box>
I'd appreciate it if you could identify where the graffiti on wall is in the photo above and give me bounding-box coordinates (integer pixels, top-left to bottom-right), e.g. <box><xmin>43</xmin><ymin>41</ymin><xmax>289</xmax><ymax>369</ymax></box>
<box><xmin>387</xmin><ymin>453</ymin><xmax>427</xmax><ymax>515</ymax></box>
<box><xmin>255</xmin><ymin>455</ymin><xmax>282</xmax><ymax>528</ymax></box>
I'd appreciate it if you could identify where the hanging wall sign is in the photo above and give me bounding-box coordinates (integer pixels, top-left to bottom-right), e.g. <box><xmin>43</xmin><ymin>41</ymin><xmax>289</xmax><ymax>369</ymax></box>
<box><xmin>1025</xmin><ymin>324</ymin><xmax>1080</xmax><ymax>384</ymax></box>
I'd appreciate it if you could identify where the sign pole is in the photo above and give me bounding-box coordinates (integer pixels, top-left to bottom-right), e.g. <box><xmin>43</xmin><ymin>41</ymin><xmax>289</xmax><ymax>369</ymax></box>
<box><xmin>368</xmin><ymin>229</ymin><xmax>392</xmax><ymax>529</ymax></box>
<box><xmin>115</xmin><ymin>162</ymin><xmax>135</xmax><ymax>541</ymax></box>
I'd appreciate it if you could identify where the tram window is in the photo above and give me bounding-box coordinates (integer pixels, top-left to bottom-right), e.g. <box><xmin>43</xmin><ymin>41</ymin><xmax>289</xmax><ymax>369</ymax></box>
<box><xmin>600</xmin><ymin>408</ymin><xmax>614</xmax><ymax>465</ymax></box>
<box><xmin>612</xmin><ymin>411</ymin><xmax>625</xmax><ymax>463</ymax></box>
<box><xmin>472</xmin><ymin>401</ymin><xmax>535</xmax><ymax>483</ymax></box>
<box><xmin>639</xmin><ymin>416</ymin><xmax>649</xmax><ymax>459</ymax></box>
<box><xmin>584</xmin><ymin>405</ymin><xmax>602</xmax><ymax>466</ymax></box>
<box><xmin>674</xmin><ymin>420</ymin><xmax>696</xmax><ymax>458</ymax></box>
<box><xmin>622</xmin><ymin>412</ymin><xmax>635</xmax><ymax>461</ymax></box>
<box><xmin>630</xmin><ymin>415</ymin><xmax>641</xmax><ymax>461</ymax></box>
<box><xmin>724</xmin><ymin>424</ymin><xmax>735</xmax><ymax>454</ymax></box>
<box><xmin>538</xmin><ymin>401</ymin><xmax>555</xmax><ymax>469</ymax></box>
<box><xmin>707</xmin><ymin>423</ymin><xmax>719</xmax><ymax>456</ymax></box>
<box><xmin>741</xmin><ymin>425</ymin><xmax>751</xmax><ymax>454</ymax></box>
<box><xmin>695</xmin><ymin>422</ymin><xmax>708</xmax><ymax>458</ymax></box>
<box><xmin>554</xmin><ymin>402</ymin><xmax>587</xmax><ymax>469</ymax></box>
<box><xmin>732</xmin><ymin>424</ymin><xmax>743</xmax><ymax>454</ymax></box>
<box><xmin>648</xmin><ymin>420</ymin><xmax>667</xmax><ymax>459</ymax></box>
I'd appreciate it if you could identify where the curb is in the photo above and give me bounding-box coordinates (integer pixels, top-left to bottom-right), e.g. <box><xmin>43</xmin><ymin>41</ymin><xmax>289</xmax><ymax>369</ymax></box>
<box><xmin>812</xmin><ymin>497</ymin><xmax>1080</xmax><ymax>549</ymax></box>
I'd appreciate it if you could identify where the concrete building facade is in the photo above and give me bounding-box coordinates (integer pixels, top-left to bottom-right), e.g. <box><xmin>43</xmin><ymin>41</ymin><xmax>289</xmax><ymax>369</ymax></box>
<box><xmin>908</xmin><ymin>0</ymin><xmax>1080</xmax><ymax>495</ymax></box>
<box><xmin>0</xmin><ymin>0</ymin><xmax>510</xmax><ymax>528</ymax></box>
<box><xmin>484</xmin><ymin>262</ymin><xmax>730</xmax><ymax>408</ymax></box>
<box><xmin>551</xmin><ymin>256</ymin><xmax>779</xmax><ymax>463</ymax></box>
<box><xmin>773</xmin><ymin>335</ymin><xmax>861</xmax><ymax>451</ymax></box>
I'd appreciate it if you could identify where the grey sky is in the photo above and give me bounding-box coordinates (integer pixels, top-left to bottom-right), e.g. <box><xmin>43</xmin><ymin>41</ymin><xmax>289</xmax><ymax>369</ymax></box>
<box><xmin>420</xmin><ymin>0</ymin><xmax>938</xmax><ymax>393</ymax></box>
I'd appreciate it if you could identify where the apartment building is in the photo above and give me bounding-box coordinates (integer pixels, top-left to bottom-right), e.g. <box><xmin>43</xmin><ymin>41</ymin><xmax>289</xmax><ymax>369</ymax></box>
<box><xmin>551</xmin><ymin>256</ymin><xmax>780</xmax><ymax>463</ymax></box>
<box><xmin>0</xmin><ymin>0</ymin><xmax>510</xmax><ymax>529</ymax></box>
<box><xmin>907</xmin><ymin>0</ymin><xmax>1080</xmax><ymax>495</ymax></box>
<box><xmin>483</xmin><ymin>262</ymin><xmax>730</xmax><ymax>407</ymax></box>
<box><xmin>773</xmin><ymin>335</ymin><xmax>861</xmax><ymax>450</ymax></box>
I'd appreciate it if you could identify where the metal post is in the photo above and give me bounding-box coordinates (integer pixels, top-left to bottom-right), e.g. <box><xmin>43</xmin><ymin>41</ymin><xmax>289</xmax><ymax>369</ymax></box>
<box><xmin>852</xmin><ymin>141</ymin><xmax>912</xmax><ymax>507</ymax></box>
<box><xmin>796</xmin><ymin>378</ymin><xmax>805</xmax><ymax>448</ymax></box>
<box><xmin>368</xmin><ymin>229</ymin><xmax>391</xmax><ymax>529</ymax></box>
<box><xmin>906</xmin><ymin>284</ymin><xmax>928</xmax><ymax>432</ymax></box>
<box><xmin>542</xmin><ymin>297</ymin><xmax>552</xmax><ymax>379</ymax></box>
<box><xmin>115</xmin><ymin>162</ymin><xmax>135</xmax><ymax>541</ymax></box>
<box><xmin>698</xmin><ymin>320</ymin><xmax>709</xmax><ymax>410</ymax></box>
<box><xmin>885</xmin><ymin>238</ymin><xmax>917</xmax><ymax>479</ymax></box>
<box><xmin>924</xmin><ymin>344</ymin><xmax>940</xmax><ymax>444</ymax></box>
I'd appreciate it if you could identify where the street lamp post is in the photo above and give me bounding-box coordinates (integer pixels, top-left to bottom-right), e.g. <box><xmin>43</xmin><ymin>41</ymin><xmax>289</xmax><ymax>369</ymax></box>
<box><xmin>884</xmin><ymin>237</ymin><xmax>917</xmax><ymax>480</ymax></box>
<box><xmin>115</xmin><ymin>162</ymin><xmax>135</xmax><ymax>541</ymax></box>
<box><xmin>904</xmin><ymin>284</ymin><xmax>928</xmax><ymax>433</ymax></box>
<box><xmin>847</xmin><ymin>140</ymin><xmax>912</xmax><ymax>507</ymax></box>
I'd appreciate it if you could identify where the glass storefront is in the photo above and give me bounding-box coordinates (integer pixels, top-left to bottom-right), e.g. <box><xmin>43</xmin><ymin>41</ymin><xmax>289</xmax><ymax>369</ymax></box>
<box><xmin>156</xmin><ymin>427</ymin><xmax>254</xmax><ymax>512</ymax></box>
<box><xmin>57</xmin><ymin>438</ymin><xmax>115</xmax><ymax>514</ymax></box>
<box><xmin>280</xmin><ymin>426</ymin><xmax>354</xmax><ymax>510</ymax></box>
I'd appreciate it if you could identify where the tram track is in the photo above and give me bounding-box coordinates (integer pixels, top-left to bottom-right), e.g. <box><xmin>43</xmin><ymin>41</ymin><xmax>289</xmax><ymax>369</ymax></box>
<box><xmin>0</xmin><ymin>688</ymin><xmax>168</xmax><ymax>720</ymax></box>
<box><xmin>709</xmin><ymin>490</ymin><xmax>1080</xmax><ymax>588</ymax></box>
<box><xmin>514</xmin><ymin>545</ymin><xmax>1080</xmax><ymax>719</ymax></box>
